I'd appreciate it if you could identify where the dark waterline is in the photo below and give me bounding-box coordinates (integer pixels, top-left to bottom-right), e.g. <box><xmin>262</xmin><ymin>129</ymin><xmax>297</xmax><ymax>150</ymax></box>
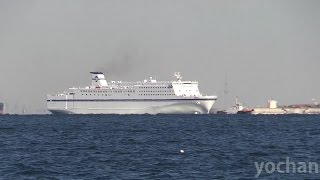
<box><xmin>1</xmin><ymin>114</ymin><xmax>320</xmax><ymax>179</ymax></box>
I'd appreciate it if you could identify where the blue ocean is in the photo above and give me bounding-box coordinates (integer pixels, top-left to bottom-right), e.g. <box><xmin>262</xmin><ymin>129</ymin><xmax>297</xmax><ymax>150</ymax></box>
<box><xmin>0</xmin><ymin>115</ymin><xmax>320</xmax><ymax>179</ymax></box>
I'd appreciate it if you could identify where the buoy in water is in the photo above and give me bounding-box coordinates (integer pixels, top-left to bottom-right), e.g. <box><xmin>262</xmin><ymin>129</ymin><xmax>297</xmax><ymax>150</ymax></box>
<box><xmin>180</xmin><ymin>150</ymin><xmax>185</xmax><ymax>153</ymax></box>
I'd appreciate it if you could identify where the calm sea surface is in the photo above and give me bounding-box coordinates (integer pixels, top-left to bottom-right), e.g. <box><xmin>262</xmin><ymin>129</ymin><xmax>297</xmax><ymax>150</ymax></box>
<box><xmin>1</xmin><ymin>115</ymin><xmax>320</xmax><ymax>179</ymax></box>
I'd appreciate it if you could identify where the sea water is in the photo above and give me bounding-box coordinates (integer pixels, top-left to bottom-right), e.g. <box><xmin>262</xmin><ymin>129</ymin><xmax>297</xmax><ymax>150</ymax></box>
<box><xmin>0</xmin><ymin>114</ymin><xmax>320</xmax><ymax>179</ymax></box>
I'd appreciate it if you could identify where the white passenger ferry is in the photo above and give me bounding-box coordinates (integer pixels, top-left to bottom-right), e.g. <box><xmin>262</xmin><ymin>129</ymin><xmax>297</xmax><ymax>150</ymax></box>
<box><xmin>47</xmin><ymin>72</ymin><xmax>217</xmax><ymax>114</ymax></box>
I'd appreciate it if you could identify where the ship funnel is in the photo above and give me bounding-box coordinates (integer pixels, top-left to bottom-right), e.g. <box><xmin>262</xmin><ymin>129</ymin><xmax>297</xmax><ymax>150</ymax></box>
<box><xmin>90</xmin><ymin>72</ymin><xmax>108</xmax><ymax>87</ymax></box>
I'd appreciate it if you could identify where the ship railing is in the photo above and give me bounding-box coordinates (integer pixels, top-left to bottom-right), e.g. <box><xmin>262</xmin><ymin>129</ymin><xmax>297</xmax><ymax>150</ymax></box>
<box><xmin>47</xmin><ymin>93</ymin><xmax>67</xmax><ymax>97</ymax></box>
<box><xmin>114</xmin><ymin>81</ymin><xmax>198</xmax><ymax>85</ymax></box>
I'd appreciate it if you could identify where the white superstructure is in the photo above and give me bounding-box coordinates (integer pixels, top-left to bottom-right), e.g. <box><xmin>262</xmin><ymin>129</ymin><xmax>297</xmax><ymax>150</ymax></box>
<box><xmin>47</xmin><ymin>72</ymin><xmax>217</xmax><ymax>114</ymax></box>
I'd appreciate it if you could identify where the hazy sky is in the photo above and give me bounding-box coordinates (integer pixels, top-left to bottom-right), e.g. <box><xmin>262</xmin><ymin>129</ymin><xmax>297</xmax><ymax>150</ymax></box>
<box><xmin>0</xmin><ymin>0</ymin><xmax>320</xmax><ymax>113</ymax></box>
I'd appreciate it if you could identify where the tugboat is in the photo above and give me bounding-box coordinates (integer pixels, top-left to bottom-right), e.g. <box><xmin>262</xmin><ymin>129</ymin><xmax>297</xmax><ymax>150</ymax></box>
<box><xmin>237</xmin><ymin>107</ymin><xmax>254</xmax><ymax>114</ymax></box>
<box><xmin>217</xmin><ymin>97</ymin><xmax>253</xmax><ymax>114</ymax></box>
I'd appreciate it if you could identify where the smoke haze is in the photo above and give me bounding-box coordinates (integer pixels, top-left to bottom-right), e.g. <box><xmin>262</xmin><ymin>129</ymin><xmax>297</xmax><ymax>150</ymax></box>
<box><xmin>0</xmin><ymin>0</ymin><xmax>320</xmax><ymax>113</ymax></box>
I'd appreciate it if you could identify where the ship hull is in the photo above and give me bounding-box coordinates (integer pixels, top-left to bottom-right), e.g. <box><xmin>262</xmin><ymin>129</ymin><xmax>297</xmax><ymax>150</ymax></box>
<box><xmin>48</xmin><ymin>99</ymin><xmax>216</xmax><ymax>115</ymax></box>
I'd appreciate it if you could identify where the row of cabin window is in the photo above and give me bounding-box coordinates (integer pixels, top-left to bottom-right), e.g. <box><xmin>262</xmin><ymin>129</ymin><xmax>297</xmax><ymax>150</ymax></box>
<box><xmin>82</xmin><ymin>94</ymin><xmax>112</xmax><ymax>96</ymax></box>
<box><xmin>139</xmin><ymin>90</ymin><xmax>172</xmax><ymax>93</ymax></box>
<box><xmin>139</xmin><ymin>86</ymin><xmax>169</xmax><ymax>89</ymax></box>
<box><xmin>139</xmin><ymin>94</ymin><xmax>174</xmax><ymax>96</ymax></box>
<box><xmin>80</xmin><ymin>90</ymin><xmax>135</xmax><ymax>93</ymax></box>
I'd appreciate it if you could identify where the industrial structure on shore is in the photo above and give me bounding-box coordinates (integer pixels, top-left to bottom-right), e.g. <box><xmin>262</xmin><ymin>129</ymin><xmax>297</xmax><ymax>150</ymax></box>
<box><xmin>219</xmin><ymin>99</ymin><xmax>320</xmax><ymax>115</ymax></box>
<box><xmin>251</xmin><ymin>100</ymin><xmax>320</xmax><ymax>115</ymax></box>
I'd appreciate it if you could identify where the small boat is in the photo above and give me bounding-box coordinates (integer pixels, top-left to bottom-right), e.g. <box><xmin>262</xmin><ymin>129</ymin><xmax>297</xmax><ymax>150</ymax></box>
<box><xmin>217</xmin><ymin>97</ymin><xmax>246</xmax><ymax>114</ymax></box>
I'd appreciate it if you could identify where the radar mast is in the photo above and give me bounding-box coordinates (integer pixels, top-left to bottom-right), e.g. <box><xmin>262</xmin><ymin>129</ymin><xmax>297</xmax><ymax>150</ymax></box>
<box><xmin>174</xmin><ymin>72</ymin><xmax>182</xmax><ymax>81</ymax></box>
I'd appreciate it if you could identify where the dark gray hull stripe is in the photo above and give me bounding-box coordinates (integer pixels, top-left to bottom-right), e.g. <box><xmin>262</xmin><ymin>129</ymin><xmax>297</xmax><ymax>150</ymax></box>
<box><xmin>47</xmin><ymin>98</ymin><xmax>217</xmax><ymax>102</ymax></box>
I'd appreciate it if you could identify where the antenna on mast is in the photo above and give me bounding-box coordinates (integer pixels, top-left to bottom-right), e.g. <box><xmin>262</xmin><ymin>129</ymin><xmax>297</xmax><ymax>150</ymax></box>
<box><xmin>174</xmin><ymin>72</ymin><xmax>182</xmax><ymax>81</ymax></box>
<box><xmin>223</xmin><ymin>73</ymin><xmax>230</xmax><ymax>108</ymax></box>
